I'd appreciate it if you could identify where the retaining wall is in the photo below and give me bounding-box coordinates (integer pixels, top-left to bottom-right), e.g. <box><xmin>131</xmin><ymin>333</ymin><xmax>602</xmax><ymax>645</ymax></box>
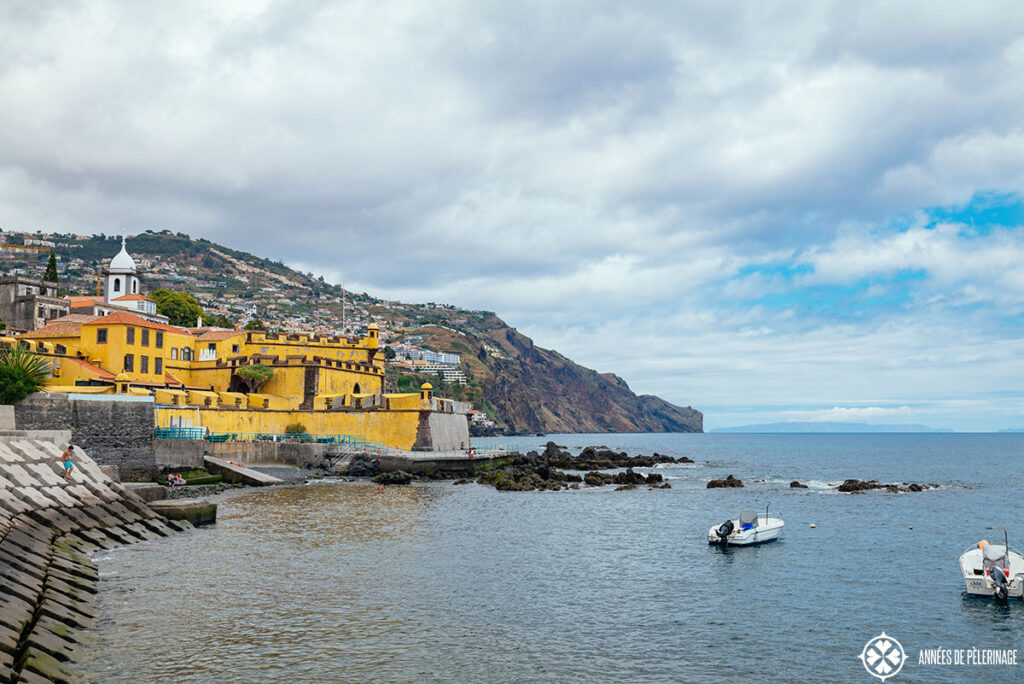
<box><xmin>155</xmin><ymin>439</ymin><xmax>334</xmax><ymax>469</ymax></box>
<box><xmin>14</xmin><ymin>394</ymin><xmax>157</xmax><ymax>480</ymax></box>
<box><xmin>428</xmin><ymin>412</ymin><xmax>471</xmax><ymax>452</ymax></box>
<box><xmin>0</xmin><ymin>432</ymin><xmax>187</xmax><ymax>681</ymax></box>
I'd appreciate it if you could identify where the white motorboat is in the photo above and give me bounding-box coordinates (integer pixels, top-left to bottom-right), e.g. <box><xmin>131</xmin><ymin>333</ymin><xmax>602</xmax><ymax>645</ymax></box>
<box><xmin>708</xmin><ymin>507</ymin><xmax>784</xmax><ymax>546</ymax></box>
<box><xmin>959</xmin><ymin>530</ymin><xmax>1024</xmax><ymax>602</ymax></box>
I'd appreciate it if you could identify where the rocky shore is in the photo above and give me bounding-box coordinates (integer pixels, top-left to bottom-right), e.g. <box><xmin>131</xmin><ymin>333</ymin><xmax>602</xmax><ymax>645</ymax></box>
<box><xmin>0</xmin><ymin>436</ymin><xmax>190</xmax><ymax>682</ymax></box>
<box><xmin>346</xmin><ymin>442</ymin><xmax>692</xmax><ymax>492</ymax></box>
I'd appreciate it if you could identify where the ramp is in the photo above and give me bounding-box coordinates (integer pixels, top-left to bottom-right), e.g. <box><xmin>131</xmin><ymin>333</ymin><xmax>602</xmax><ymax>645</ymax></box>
<box><xmin>203</xmin><ymin>456</ymin><xmax>284</xmax><ymax>486</ymax></box>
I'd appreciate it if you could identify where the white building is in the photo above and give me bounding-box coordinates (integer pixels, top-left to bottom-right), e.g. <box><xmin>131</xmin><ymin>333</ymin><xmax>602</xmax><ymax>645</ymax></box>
<box><xmin>66</xmin><ymin>237</ymin><xmax>168</xmax><ymax>323</ymax></box>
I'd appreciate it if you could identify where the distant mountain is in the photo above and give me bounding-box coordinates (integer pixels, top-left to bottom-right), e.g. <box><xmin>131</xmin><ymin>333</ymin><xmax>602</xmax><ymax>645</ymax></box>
<box><xmin>712</xmin><ymin>421</ymin><xmax>953</xmax><ymax>434</ymax></box>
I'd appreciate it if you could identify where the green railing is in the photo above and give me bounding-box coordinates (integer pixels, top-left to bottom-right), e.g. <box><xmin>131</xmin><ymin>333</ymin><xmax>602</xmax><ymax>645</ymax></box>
<box><xmin>154</xmin><ymin>427</ymin><xmax>207</xmax><ymax>440</ymax></box>
<box><xmin>155</xmin><ymin>428</ymin><xmax>380</xmax><ymax>450</ymax></box>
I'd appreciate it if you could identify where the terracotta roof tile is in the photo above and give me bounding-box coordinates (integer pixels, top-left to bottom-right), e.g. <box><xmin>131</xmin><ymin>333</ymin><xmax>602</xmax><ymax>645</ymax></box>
<box><xmin>82</xmin><ymin>311</ymin><xmax>191</xmax><ymax>335</ymax></box>
<box><xmin>64</xmin><ymin>357</ymin><xmax>116</xmax><ymax>379</ymax></box>
<box><xmin>112</xmin><ymin>294</ymin><xmax>155</xmax><ymax>302</ymax></box>
<box><xmin>19</xmin><ymin>321</ymin><xmax>83</xmax><ymax>338</ymax></box>
<box><xmin>197</xmin><ymin>330</ymin><xmax>243</xmax><ymax>341</ymax></box>
<box><xmin>66</xmin><ymin>296</ymin><xmax>103</xmax><ymax>307</ymax></box>
<box><xmin>49</xmin><ymin>314</ymin><xmax>95</xmax><ymax>324</ymax></box>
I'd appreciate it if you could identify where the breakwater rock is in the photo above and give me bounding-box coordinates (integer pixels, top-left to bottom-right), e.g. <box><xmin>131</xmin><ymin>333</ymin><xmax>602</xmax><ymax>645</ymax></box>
<box><xmin>0</xmin><ymin>437</ymin><xmax>189</xmax><ymax>682</ymax></box>
<box><xmin>836</xmin><ymin>479</ymin><xmax>940</xmax><ymax>494</ymax></box>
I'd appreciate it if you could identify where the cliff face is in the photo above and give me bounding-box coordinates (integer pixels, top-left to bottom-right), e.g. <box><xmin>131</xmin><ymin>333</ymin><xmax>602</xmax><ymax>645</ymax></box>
<box><xmin>414</xmin><ymin>319</ymin><xmax>703</xmax><ymax>435</ymax></box>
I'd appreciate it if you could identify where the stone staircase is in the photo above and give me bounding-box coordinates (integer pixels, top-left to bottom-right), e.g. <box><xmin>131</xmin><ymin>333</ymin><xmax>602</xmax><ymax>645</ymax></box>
<box><xmin>0</xmin><ymin>436</ymin><xmax>189</xmax><ymax>682</ymax></box>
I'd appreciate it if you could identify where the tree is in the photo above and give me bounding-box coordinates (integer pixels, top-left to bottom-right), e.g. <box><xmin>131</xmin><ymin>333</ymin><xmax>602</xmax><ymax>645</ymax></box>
<box><xmin>0</xmin><ymin>345</ymin><xmax>49</xmax><ymax>404</ymax></box>
<box><xmin>383</xmin><ymin>345</ymin><xmax>396</xmax><ymax>360</ymax></box>
<box><xmin>151</xmin><ymin>289</ymin><xmax>203</xmax><ymax>327</ymax></box>
<box><xmin>203</xmin><ymin>313</ymin><xmax>234</xmax><ymax>329</ymax></box>
<box><xmin>44</xmin><ymin>252</ymin><xmax>58</xmax><ymax>283</ymax></box>
<box><xmin>234</xmin><ymin>364</ymin><xmax>273</xmax><ymax>393</ymax></box>
<box><xmin>244</xmin><ymin>319</ymin><xmax>267</xmax><ymax>331</ymax></box>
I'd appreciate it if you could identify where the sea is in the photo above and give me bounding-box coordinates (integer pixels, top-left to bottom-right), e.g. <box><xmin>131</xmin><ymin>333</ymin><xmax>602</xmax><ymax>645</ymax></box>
<box><xmin>78</xmin><ymin>433</ymin><xmax>1024</xmax><ymax>683</ymax></box>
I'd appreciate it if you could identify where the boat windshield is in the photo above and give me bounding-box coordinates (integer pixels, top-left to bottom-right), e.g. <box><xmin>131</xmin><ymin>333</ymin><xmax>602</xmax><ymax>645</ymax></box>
<box><xmin>984</xmin><ymin>544</ymin><xmax>1008</xmax><ymax>562</ymax></box>
<box><xmin>739</xmin><ymin>510</ymin><xmax>758</xmax><ymax>528</ymax></box>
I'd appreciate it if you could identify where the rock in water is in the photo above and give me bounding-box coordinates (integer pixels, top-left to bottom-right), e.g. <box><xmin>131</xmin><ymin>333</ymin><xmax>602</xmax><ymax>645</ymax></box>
<box><xmin>373</xmin><ymin>471</ymin><xmax>413</xmax><ymax>485</ymax></box>
<box><xmin>707</xmin><ymin>474</ymin><xmax>744</xmax><ymax>488</ymax></box>
<box><xmin>836</xmin><ymin>479</ymin><xmax>939</xmax><ymax>493</ymax></box>
<box><xmin>789</xmin><ymin>481</ymin><xmax>808</xmax><ymax>488</ymax></box>
<box><xmin>344</xmin><ymin>454</ymin><xmax>380</xmax><ymax>477</ymax></box>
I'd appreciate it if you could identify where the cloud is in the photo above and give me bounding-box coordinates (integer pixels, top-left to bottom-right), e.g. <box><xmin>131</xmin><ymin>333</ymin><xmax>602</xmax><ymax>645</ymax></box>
<box><xmin>783</xmin><ymin>406</ymin><xmax>917</xmax><ymax>423</ymax></box>
<box><xmin>2</xmin><ymin>1</ymin><xmax>1024</xmax><ymax>430</ymax></box>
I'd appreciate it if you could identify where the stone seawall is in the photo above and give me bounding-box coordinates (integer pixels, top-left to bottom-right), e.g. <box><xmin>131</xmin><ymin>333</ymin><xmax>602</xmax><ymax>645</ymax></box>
<box><xmin>0</xmin><ymin>434</ymin><xmax>187</xmax><ymax>682</ymax></box>
<box><xmin>14</xmin><ymin>394</ymin><xmax>157</xmax><ymax>481</ymax></box>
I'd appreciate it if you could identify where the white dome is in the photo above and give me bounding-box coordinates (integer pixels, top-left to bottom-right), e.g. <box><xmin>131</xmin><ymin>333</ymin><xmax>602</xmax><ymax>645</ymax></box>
<box><xmin>108</xmin><ymin>237</ymin><xmax>136</xmax><ymax>272</ymax></box>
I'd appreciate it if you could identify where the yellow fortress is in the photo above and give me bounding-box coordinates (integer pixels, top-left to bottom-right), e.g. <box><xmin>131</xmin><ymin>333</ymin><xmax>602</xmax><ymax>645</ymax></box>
<box><xmin>8</xmin><ymin>241</ymin><xmax>470</xmax><ymax>452</ymax></box>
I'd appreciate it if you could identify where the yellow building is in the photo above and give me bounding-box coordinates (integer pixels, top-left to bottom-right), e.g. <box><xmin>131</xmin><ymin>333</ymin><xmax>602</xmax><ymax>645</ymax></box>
<box><xmin>8</xmin><ymin>241</ymin><xmax>470</xmax><ymax>451</ymax></box>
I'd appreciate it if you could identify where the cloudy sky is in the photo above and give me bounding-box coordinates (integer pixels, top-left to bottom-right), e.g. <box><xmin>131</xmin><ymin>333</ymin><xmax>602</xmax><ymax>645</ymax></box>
<box><xmin>3</xmin><ymin>1</ymin><xmax>1024</xmax><ymax>430</ymax></box>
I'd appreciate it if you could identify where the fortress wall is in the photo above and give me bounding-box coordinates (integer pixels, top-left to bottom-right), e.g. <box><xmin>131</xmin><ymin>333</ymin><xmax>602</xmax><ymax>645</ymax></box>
<box><xmin>0</xmin><ymin>437</ymin><xmax>188</xmax><ymax>681</ymax></box>
<box><xmin>156</xmin><ymin>406</ymin><xmax>431</xmax><ymax>451</ymax></box>
<box><xmin>15</xmin><ymin>394</ymin><xmax>157</xmax><ymax>481</ymax></box>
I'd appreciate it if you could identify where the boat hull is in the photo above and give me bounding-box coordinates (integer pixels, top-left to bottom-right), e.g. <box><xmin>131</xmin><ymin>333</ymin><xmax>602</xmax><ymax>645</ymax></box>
<box><xmin>959</xmin><ymin>545</ymin><xmax>1024</xmax><ymax>598</ymax></box>
<box><xmin>707</xmin><ymin>517</ymin><xmax>784</xmax><ymax>546</ymax></box>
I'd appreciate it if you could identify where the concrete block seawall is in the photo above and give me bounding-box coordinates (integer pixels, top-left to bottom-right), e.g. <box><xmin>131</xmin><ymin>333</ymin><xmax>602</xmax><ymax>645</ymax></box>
<box><xmin>0</xmin><ymin>434</ymin><xmax>188</xmax><ymax>682</ymax></box>
<box><xmin>14</xmin><ymin>394</ymin><xmax>157</xmax><ymax>481</ymax></box>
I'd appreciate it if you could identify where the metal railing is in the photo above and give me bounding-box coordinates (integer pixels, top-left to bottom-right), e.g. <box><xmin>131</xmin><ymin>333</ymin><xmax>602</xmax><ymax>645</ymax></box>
<box><xmin>155</xmin><ymin>428</ymin><xmax>378</xmax><ymax>448</ymax></box>
<box><xmin>154</xmin><ymin>426</ymin><xmax>208</xmax><ymax>440</ymax></box>
<box><xmin>154</xmin><ymin>428</ymin><xmax>519</xmax><ymax>462</ymax></box>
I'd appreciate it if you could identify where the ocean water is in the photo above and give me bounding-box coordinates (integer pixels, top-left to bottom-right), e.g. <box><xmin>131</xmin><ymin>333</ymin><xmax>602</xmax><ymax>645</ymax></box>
<box><xmin>80</xmin><ymin>433</ymin><xmax>1024</xmax><ymax>682</ymax></box>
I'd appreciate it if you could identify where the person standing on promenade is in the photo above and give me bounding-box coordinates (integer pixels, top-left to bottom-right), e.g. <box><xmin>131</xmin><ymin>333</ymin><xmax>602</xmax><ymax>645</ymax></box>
<box><xmin>60</xmin><ymin>445</ymin><xmax>75</xmax><ymax>481</ymax></box>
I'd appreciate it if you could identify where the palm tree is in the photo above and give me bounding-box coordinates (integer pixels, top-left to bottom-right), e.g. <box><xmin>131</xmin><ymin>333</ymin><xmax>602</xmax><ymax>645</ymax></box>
<box><xmin>0</xmin><ymin>345</ymin><xmax>50</xmax><ymax>404</ymax></box>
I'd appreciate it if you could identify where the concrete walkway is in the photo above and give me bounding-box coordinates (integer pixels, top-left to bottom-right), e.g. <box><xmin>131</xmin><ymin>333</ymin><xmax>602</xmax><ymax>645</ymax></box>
<box><xmin>376</xmin><ymin>447</ymin><xmax>514</xmax><ymax>474</ymax></box>
<box><xmin>204</xmin><ymin>456</ymin><xmax>285</xmax><ymax>486</ymax></box>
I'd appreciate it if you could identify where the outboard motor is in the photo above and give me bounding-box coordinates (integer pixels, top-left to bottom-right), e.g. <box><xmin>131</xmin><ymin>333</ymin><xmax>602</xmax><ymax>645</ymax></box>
<box><xmin>989</xmin><ymin>567</ymin><xmax>1010</xmax><ymax>603</ymax></box>
<box><xmin>715</xmin><ymin>520</ymin><xmax>734</xmax><ymax>543</ymax></box>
